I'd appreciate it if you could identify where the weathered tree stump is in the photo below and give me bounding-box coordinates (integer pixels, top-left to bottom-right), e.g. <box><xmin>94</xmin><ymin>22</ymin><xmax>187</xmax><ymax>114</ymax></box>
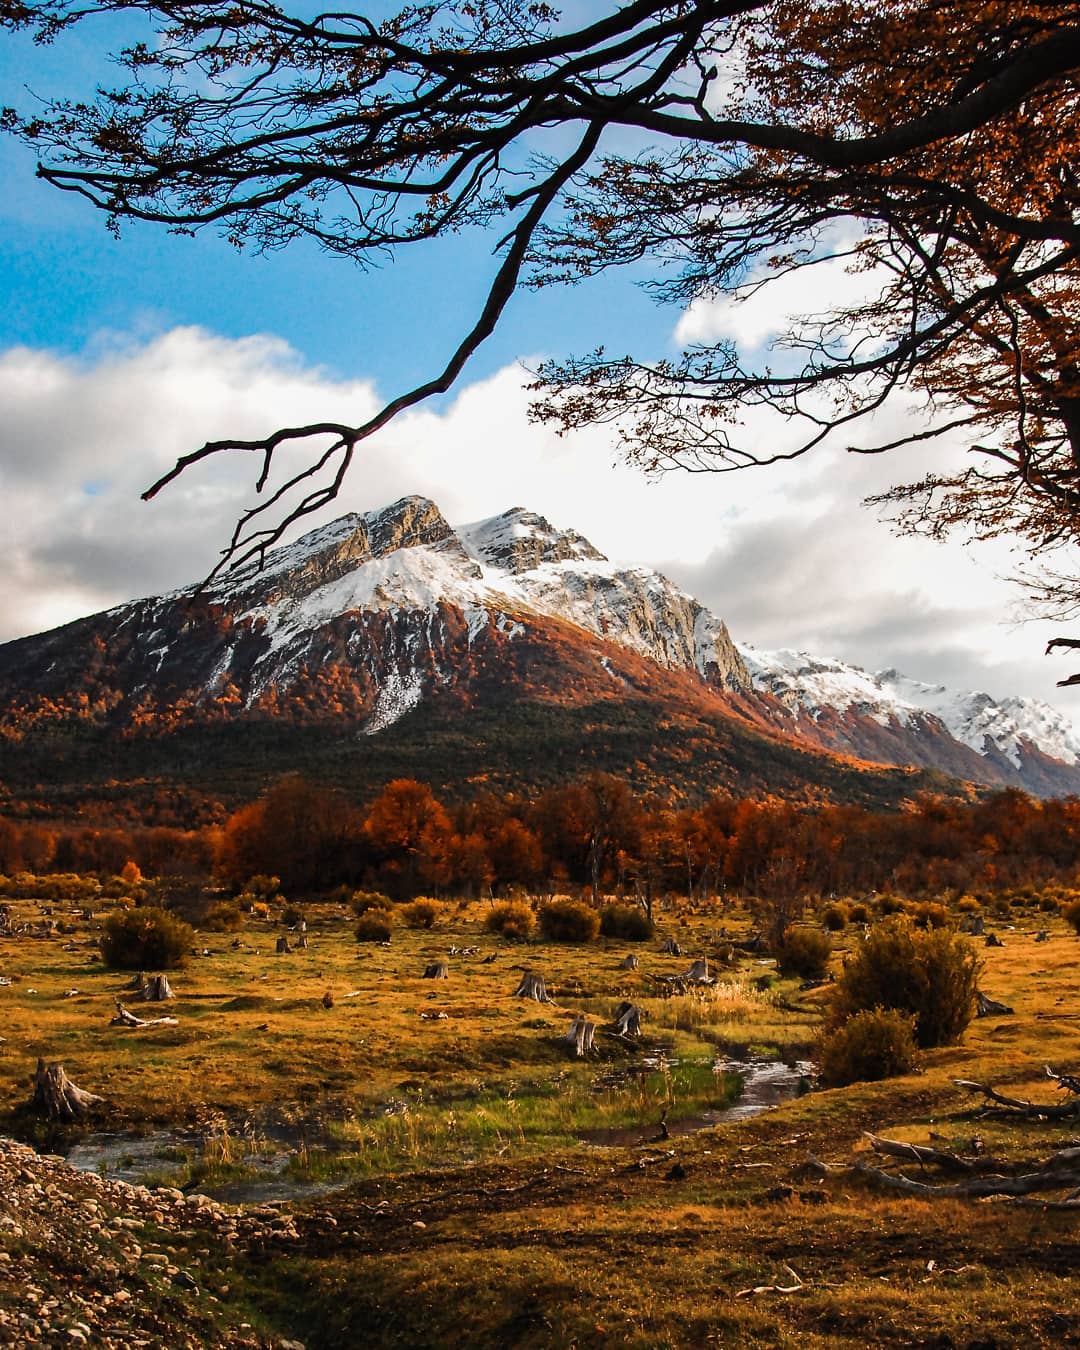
<box><xmin>682</xmin><ymin>958</ymin><xmax>714</xmax><ymax>985</ymax></box>
<box><xmin>275</xmin><ymin>936</ymin><xmax>292</xmax><ymax>955</ymax></box>
<box><xmin>610</xmin><ymin>1001</ymin><xmax>643</xmax><ymax>1036</ymax></box>
<box><xmin>985</xmin><ymin>933</ymin><xmax>1004</xmax><ymax>948</ymax></box>
<box><xmin>1035</xmin><ymin>929</ymin><xmax>1050</xmax><ymax>943</ymax></box>
<box><xmin>619</xmin><ymin>953</ymin><xmax>639</xmax><ymax>971</ymax></box>
<box><xmin>514</xmin><ymin>970</ymin><xmax>550</xmax><ymax>1001</ymax></box>
<box><xmin>423</xmin><ymin>961</ymin><xmax>449</xmax><ymax>980</ymax></box>
<box><xmin>139</xmin><ymin>973</ymin><xmax>174</xmax><ymax>1001</ymax></box>
<box><xmin>661</xmin><ymin>938</ymin><xmax>682</xmax><ymax>956</ymax></box>
<box><xmin>560</xmin><ymin>1015</ymin><xmax>597</xmax><ymax>1057</ymax></box>
<box><xmin>976</xmin><ymin>990</ymin><xmax>1014</xmax><ymax>1017</ymax></box>
<box><xmin>322</xmin><ymin>990</ymin><xmax>335</xmax><ymax>1009</ymax></box>
<box><xmin>294</xmin><ymin>933</ymin><xmax>309</xmax><ymax>949</ymax></box>
<box><xmin>961</xmin><ymin>915</ymin><xmax>986</xmax><ymax>935</ymax></box>
<box><xmin>32</xmin><ymin>1059</ymin><xmax>104</xmax><ymax>1122</ymax></box>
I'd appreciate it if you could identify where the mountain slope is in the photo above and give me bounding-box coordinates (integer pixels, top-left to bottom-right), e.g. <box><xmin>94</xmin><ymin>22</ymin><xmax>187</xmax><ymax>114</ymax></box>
<box><xmin>0</xmin><ymin>493</ymin><xmax>1077</xmax><ymax>815</ymax></box>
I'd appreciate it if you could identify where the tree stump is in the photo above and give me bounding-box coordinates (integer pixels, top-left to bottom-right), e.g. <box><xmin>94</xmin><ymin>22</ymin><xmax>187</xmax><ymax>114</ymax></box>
<box><xmin>682</xmin><ymin>958</ymin><xmax>714</xmax><ymax>985</ymax></box>
<box><xmin>976</xmin><ymin>990</ymin><xmax>1014</xmax><ymax>1017</ymax></box>
<box><xmin>322</xmin><ymin>990</ymin><xmax>334</xmax><ymax>1009</ymax></box>
<box><xmin>423</xmin><ymin>961</ymin><xmax>449</xmax><ymax>979</ymax></box>
<box><xmin>1035</xmin><ymin>929</ymin><xmax>1050</xmax><ymax>943</ymax></box>
<box><xmin>968</xmin><ymin>915</ymin><xmax>986</xmax><ymax>936</ymax></box>
<box><xmin>985</xmin><ymin>933</ymin><xmax>1004</xmax><ymax>948</ymax></box>
<box><xmin>294</xmin><ymin>933</ymin><xmax>309</xmax><ymax>949</ymax></box>
<box><xmin>514</xmin><ymin>970</ymin><xmax>550</xmax><ymax>1001</ymax></box>
<box><xmin>139</xmin><ymin>973</ymin><xmax>174</xmax><ymax>1001</ymax></box>
<box><xmin>611</xmin><ymin>1001</ymin><xmax>643</xmax><ymax>1036</ymax></box>
<box><xmin>620</xmin><ymin>953</ymin><xmax>639</xmax><ymax>971</ymax></box>
<box><xmin>275</xmin><ymin>936</ymin><xmax>292</xmax><ymax>955</ymax></box>
<box><xmin>560</xmin><ymin>1015</ymin><xmax>597</xmax><ymax>1057</ymax></box>
<box><xmin>32</xmin><ymin>1059</ymin><xmax>104</xmax><ymax>1122</ymax></box>
<box><xmin>661</xmin><ymin>938</ymin><xmax>682</xmax><ymax>956</ymax></box>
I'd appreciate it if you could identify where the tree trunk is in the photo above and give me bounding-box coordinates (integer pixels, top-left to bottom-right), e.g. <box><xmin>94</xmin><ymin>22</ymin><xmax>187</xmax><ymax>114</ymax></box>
<box><xmin>139</xmin><ymin>973</ymin><xmax>174</xmax><ymax>1001</ymax></box>
<box><xmin>32</xmin><ymin>1059</ymin><xmax>104</xmax><ymax>1122</ymax></box>
<box><xmin>560</xmin><ymin>1015</ymin><xmax>596</xmax><ymax>1057</ymax></box>
<box><xmin>423</xmin><ymin>961</ymin><xmax>449</xmax><ymax>979</ymax></box>
<box><xmin>514</xmin><ymin>970</ymin><xmax>550</xmax><ymax>1001</ymax></box>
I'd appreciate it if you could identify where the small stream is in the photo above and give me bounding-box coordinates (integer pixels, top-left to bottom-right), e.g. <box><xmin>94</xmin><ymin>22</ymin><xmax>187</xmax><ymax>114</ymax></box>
<box><xmin>64</xmin><ymin>1055</ymin><xmax>814</xmax><ymax>1201</ymax></box>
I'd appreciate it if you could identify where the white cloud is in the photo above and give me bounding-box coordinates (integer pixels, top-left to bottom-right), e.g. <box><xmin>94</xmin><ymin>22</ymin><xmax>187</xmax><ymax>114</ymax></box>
<box><xmin>1</xmin><ymin>326</ymin><xmax>1075</xmax><ymax>717</ymax></box>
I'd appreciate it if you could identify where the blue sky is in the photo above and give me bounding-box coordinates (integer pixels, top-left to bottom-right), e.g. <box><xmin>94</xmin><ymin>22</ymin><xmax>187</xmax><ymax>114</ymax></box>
<box><xmin>2</xmin><ymin>15</ymin><xmax>1078</xmax><ymax>718</ymax></box>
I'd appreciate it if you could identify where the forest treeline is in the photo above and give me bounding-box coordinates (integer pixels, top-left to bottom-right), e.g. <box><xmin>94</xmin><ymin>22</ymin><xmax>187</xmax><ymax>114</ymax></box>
<box><xmin>3</xmin><ymin>775</ymin><xmax>1080</xmax><ymax>903</ymax></box>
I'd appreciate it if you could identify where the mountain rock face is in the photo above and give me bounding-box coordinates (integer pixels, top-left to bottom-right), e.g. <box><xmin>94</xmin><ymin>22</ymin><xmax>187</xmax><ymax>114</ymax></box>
<box><xmin>738</xmin><ymin>646</ymin><xmax>1080</xmax><ymax>797</ymax></box>
<box><xmin>1</xmin><ymin>493</ymin><xmax>1078</xmax><ymax>806</ymax></box>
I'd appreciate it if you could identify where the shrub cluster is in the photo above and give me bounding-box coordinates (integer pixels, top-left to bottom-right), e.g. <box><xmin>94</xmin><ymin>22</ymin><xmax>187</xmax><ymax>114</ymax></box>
<box><xmin>910</xmin><ymin>901</ymin><xmax>948</xmax><ymax>930</ymax></box>
<box><xmin>484</xmin><ymin>901</ymin><xmax>535</xmax><ymax>941</ymax></box>
<box><xmin>1064</xmin><ymin>899</ymin><xmax>1080</xmax><ymax>935</ymax></box>
<box><xmin>817</xmin><ymin>1008</ymin><xmax>920</xmax><ymax>1087</ymax></box>
<box><xmin>598</xmin><ymin>904</ymin><xmax>654</xmax><ymax>941</ymax></box>
<box><xmin>200</xmin><ymin>900</ymin><xmax>244</xmax><ymax>933</ymax></box>
<box><xmin>775</xmin><ymin>925</ymin><xmax>831</xmax><ymax>980</ymax></box>
<box><xmin>355</xmin><ymin>910</ymin><xmax>394</xmax><ymax>942</ymax></box>
<box><xmin>100</xmin><ymin>906</ymin><xmax>193</xmax><ymax>970</ymax></box>
<box><xmin>821</xmin><ymin>901</ymin><xmax>850</xmax><ymax>932</ymax></box>
<box><xmin>538</xmin><ymin>899</ymin><xmax>600</xmax><ymax>943</ymax></box>
<box><xmin>828</xmin><ymin>918</ymin><xmax>979</xmax><ymax>1049</ymax></box>
<box><xmin>350</xmin><ymin>890</ymin><xmax>394</xmax><ymax>916</ymax></box>
<box><xmin>399</xmin><ymin>897</ymin><xmax>445</xmax><ymax>929</ymax></box>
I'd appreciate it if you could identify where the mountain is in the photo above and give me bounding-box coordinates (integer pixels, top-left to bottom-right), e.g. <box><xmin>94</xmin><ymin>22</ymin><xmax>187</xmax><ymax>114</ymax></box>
<box><xmin>0</xmin><ymin>493</ymin><xmax>1076</xmax><ymax>819</ymax></box>
<box><xmin>738</xmin><ymin>646</ymin><xmax>1080</xmax><ymax>798</ymax></box>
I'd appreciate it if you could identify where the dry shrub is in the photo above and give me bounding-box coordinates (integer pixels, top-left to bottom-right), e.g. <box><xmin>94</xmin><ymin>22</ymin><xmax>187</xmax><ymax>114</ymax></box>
<box><xmin>598</xmin><ymin>904</ymin><xmax>654</xmax><ymax>940</ymax></box>
<box><xmin>538</xmin><ymin>898</ymin><xmax>600</xmax><ymax>943</ymax></box>
<box><xmin>400</xmin><ymin>897</ymin><xmax>445</xmax><ymax>929</ymax></box>
<box><xmin>775</xmin><ymin>925</ymin><xmax>831</xmax><ymax>979</ymax></box>
<box><xmin>1064</xmin><ymin>899</ymin><xmax>1080</xmax><ymax>935</ymax></box>
<box><xmin>956</xmin><ymin>895</ymin><xmax>981</xmax><ymax>913</ymax></box>
<box><xmin>911</xmin><ymin>901</ymin><xmax>949</xmax><ymax>930</ymax></box>
<box><xmin>828</xmin><ymin>918</ymin><xmax>979</xmax><ymax>1048</ymax></box>
<box><xmin>822</xmin><ymin>901</ymin><xmax>850</xmax><ymax>932</ymax></box>
<box><xmin>848</xmin><ymin>902</ymin><xmax>871</xmax><ymax>924</ymax></box>
<box><xmin>877</xmin><ymin>893</ymin><xmax>907</xmax><ymax>916</ymax></box>
<box><xmin>350</xmin><ymin>890</ymin><xmax>393</xmax><ymax>916</ymax></box>
<box><xmin>280</xmin><ymin>903</ymin><xmax>306</xmax><ymax>927</ymax></box>
<box><xmin>355</xmin><ymin>910</ymin><xmax>394</xmax><ymax>942</ymax></box>
<box><xmin>201</xmin><ymin>901</ymin><xmax>244</xmax><ymax>933</ymax></box>
<box><xmin>484</xmin><ymin>901</ymin><xmax>535</xmax><ymax>941</ymax></box>
<box><xmin>101</xmin><ymin>906</ymin><xmax>193</xmax><ymax>970</ymax></box>
<box><xmin>816</xmin><ymin>1008</ymin><xmax>920</xmax><ymax>1087</ymax></box>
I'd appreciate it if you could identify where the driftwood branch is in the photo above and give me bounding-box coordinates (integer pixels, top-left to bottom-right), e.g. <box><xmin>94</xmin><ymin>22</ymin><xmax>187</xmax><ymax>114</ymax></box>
<box><xmin>736</xmin><ymin>1265</ymin><xmax>804</xmax><ymax>1298</ymax></box>
<box><xmin>955</xmin><ymin>1075</ymin><xmax>1080</xmax><ymax>1120</ymax></box>
<box><xmin>109</xmin><ymin>999</ymin><xmax>178</xmax><ymax>1028</ymax></box>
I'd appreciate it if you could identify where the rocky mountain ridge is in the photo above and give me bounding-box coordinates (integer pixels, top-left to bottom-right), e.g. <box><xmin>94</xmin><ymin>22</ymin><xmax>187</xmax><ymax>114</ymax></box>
<box><xmin>1</xmin><ymin>493</ymin><xmax>1078</xmax><ymax>802</ymax></box>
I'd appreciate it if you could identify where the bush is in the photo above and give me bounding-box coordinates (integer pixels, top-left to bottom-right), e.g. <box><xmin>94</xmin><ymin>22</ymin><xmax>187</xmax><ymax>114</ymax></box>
<box><xmin>351</xmin><ymin>890</ymin><xmax>393</xmax><ymax>916</ymax></box>
<box><xmin>821</xmin><ymin>902</ymin><xmax>850</xmax><ymax>932</ymax></box>
<box><xmin>956</xmin><ymin>895</ymin><xmax>981</xmax><ymax>913</ymax></box>
<box><xmin>849</xmin><ymin>902</ymin><xmax>871</xmax><ymax>924</ymax></box>
<box><xmin>598</xmin><ymin>904</ymin><xmax>654</xmax><ymax>941</ymax></box>
<box><xmin>1064</xmin><ymin>899</ymin><xmax>1080</xmax><ymax>934</ymax></box>
<box><xmin>400</xmin><ymin>897</ymin><xmax>445</xmax><ymax>929</ymax></box>
<box><xmin>911</xmin><ymin>901</ymin><xmax>949</xmax><ymax>930</ymax></box>
<box><xmin>243</xmin><ymin>874</ymin><xmax>281</xmax><ymax>901</ymax></box>
<box><xmin>877</xmin><ymin>892</ymin><xmax>907</xmax><ymax>916</ymax></box>
<box><xmin>484</xmin><ymin>901</ymin><xmax>535</xmax><ymax>941</ymax></box>
<box><xmin>816</xmin><ymin>1008</ymin><xmax>920</xmax><ymax>1087</ymax></box>
<box><xmin>201</xmin><ymin>901</ymin><xmax>244</xmax><ymax>933</ymax></box>
<box><xmin>828</xmin><ymin>918</ymin><xmax>979</xmax><ymax>1048</ymax></box>
<box><xmin>100</xmin><ymin>906</ymin><xmax>193</xmax><ymax>970</ymax></box>
<box><xmin>538</xmin><ymin>899</ymin><xmax>600</xmax><ymax>943</ymax></box>
<box><xmin>775</xmin><ymin>925</ymin><xmax>832</xmax><ymax>979</ymax></box>
<box><xmin>355</xmin><ymin>911</ymin><xmax>394</xmax><ymax>942</ymax></box>
<box><xmin>280</xmin><ymin>903</ymin><xmax>305</xmax><ymax>927</ymax></box>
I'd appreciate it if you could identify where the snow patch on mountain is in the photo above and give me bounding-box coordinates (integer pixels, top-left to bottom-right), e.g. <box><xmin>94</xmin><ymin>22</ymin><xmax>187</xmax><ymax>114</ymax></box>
<box><xmin>738</xmin><ymin>644</ymin><xmax>1080</xmax><ymax>770</ymax></box>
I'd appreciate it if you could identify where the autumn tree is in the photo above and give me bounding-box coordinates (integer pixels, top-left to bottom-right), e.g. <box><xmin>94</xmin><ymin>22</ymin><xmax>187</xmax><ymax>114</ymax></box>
<box><xmin>4</xmin><ymin>1</ymin><xmax>1079</xmax><ymax>673</ymax></box>
<box><xmin>363</xmin><ymin>778</ymin><xmax>454</xmax><ymax>896</ymax></box>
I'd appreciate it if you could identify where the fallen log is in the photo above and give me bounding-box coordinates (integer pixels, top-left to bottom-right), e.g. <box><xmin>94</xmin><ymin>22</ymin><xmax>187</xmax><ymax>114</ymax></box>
<box><xmin>863</xmin><ymin>1132</ymin><xmax>990</xmax><ymax>1175</ymax></box>
<box><xmin>854</xmin><ymin>1148</ymin><xmax>1080</xmax><ymax>1200</ymax></box>
<box><xmin>736</xmin><ymin>1265</ymin><xmax>804</xmax><ymax>1298</ymax></box>
<box><xmin>32</xmin><ymin>1059</ymin><xmax>104</xmax><ymax>1122</ymax></box>
<box><xmin>955</xmin><ymin>1076</ymin><xmax>1080</xmax><ymax>1120</ymax></box>
<box><xmin>109</xmin><ymin>1000</ymin><xmax>178</xmax><ymax>1028</ymax></box>
<box><xmin>975</xmin><ymin>990</ymin><xmax>1014</xmax><ymax>1017</ymax></box>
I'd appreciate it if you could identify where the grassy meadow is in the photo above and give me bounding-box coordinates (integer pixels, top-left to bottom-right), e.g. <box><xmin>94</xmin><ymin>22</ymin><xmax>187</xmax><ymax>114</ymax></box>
<box><xmin>1</xmin><ymin>881</ymin><xmax>1078</xmax><ymax>1345</ymax></box>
